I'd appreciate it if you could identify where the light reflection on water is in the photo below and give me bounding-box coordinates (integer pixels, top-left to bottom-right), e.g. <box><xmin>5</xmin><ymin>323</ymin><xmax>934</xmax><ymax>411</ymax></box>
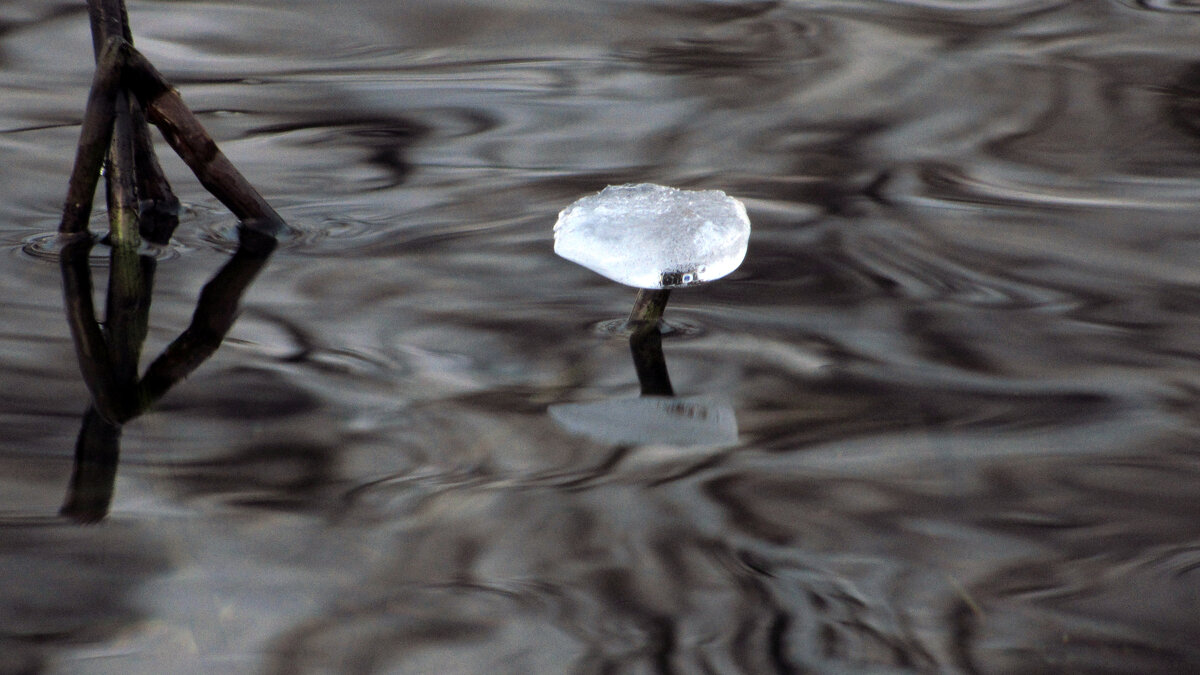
<box><xmin>3</xmin><ymin>0</ymin><xmax>1200</xmax><ymax>672</ymax></box>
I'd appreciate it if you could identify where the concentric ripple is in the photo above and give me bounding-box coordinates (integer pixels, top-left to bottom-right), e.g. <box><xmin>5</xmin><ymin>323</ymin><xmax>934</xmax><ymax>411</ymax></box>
<box><xmin>17</xmin><ymin>231</ymin><xmax>183</xmax><ymax>265</ymax></box>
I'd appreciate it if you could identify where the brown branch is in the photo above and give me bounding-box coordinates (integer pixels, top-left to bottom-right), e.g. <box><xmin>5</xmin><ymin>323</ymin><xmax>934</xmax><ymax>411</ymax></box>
<box><xmin>62</xmin><ymin>36</ymin><xmax>283</xmax><ymax>239</ymax></box>
<box><xmin>102</xmin><ymin>88</ymin><xmax>140</xmax><ymax>248</ymax></box>
<box><xmin>86</xmin><ymin>0</ymin><xmax>132</xmax><ymax>56</ymax></box>
<box><xmin>131</xmin><ymin>100</ymin><xmax>182</xmax><ymax>245</ymax></box>
<box><xmin>627</xmin><ymin>288</ymin><xmax>671</xmax><ymax>327</ymax></box>
<box><xmin>101</xmin><ymin>103</ymin><xmax>149</xmax><ymax>413</ymax></box>
<box><xmin>87</xmin><ymin>0</ymin><xmax>180</xmax><ymax>244</ymax></box>
<box><xmin>119</xmin><ymin>45</ymin><xmax>287</xmax><ymax>237</ymax></box>
<box><xmin>60</xmin><ymin>37</ymin><xmax>125</xmax><ymax>237</ymax></box>
<box><xmin>88</xmin><ymin>0</ymin><xmax>137</xmax><ymax>247</ymax></box>
<box><xmin>58</xmin><ymin>11</ymin><xmax>286</xmax><ymax>523</ymax></box>
<box><xmin>627</xmin><ymin>289</ymin><xmax>674</xmax><ymax>396</ymax></box>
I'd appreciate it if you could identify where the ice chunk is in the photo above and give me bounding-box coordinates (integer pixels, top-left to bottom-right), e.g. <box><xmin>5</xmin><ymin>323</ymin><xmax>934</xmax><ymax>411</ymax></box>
<box><xmin>553</xmin><ymin>183</ymin><xmax>751</xmax><ymax>289</ymax></box>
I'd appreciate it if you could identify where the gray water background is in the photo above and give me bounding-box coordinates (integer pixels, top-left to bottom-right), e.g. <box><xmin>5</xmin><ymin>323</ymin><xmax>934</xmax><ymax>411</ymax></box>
<box><xmin>2</xmin><ymin>0</ymin><xmax>1200</xmax><ymax>672</ymax></box>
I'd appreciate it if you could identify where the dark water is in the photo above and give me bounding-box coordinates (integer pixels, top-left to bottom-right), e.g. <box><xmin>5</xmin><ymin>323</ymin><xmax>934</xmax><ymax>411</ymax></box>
<box><xmin>3</xmin><ymin>0</ymin><xmax>1200</xmax><ymax>672</ymax></box>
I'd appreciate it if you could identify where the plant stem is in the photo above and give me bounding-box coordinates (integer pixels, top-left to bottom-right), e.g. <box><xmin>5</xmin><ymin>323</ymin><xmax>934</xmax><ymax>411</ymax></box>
<box><xmin>60</xmin><ymin>37</ymin><xmax>124</xmax><ymax>237</ymax></box>
<box><xmin>120</xmin><ymin>45</ymin><xmax>286</xmax><ymax>237</ymax></box>
<box><xmin>627</xmin><ymin>288</ymin><xmax>670</xmax><ymax>327</ymax></box>
<box><xmin>58</xmin><ymin>7</ymin><xmax>285</xmax><ymax>522</ymax></box>
<box><xmin>626</xmin><ymin>288</ymin><xmax>673</xmax><ymax>396</ymax></box>
<box><xmin>87</xmin><ymin>0</ymin><xmax>180</xmax><ymax>244</ymax></box>
<box><xmin>102</xmin><ymin>88</ymin><xmax>147</xmax><ymax>405</ymax></box>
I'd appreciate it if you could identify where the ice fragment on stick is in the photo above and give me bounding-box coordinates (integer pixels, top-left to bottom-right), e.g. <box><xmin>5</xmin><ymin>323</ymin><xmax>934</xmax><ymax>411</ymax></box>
<box><xmin>553</xmin><ymin>183</ymin><xmax>751</xmax><ymax>289</ymax></box>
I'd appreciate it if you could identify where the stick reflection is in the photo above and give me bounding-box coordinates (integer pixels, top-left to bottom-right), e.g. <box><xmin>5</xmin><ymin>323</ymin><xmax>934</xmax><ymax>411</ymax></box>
<box><xmin>629</xmin><ymin>322</ymin><xmax>674</xmax><ymax>397</ymax></box>
<box><xmin>549</xmin><ymin>325</ymin><xmax>737</xmax><ymax>449</ymax></box>
<box><xmin>60</xmin><ymin>227</ymin><xmax>276</xmax><ymax>523</ymax></box>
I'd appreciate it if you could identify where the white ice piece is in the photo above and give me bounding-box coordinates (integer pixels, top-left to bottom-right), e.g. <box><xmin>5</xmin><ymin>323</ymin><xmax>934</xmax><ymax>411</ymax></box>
<box><xmin>553</xmin><ymin>183</ymin><xmax>751</xmax><ymax>289</ymax></box>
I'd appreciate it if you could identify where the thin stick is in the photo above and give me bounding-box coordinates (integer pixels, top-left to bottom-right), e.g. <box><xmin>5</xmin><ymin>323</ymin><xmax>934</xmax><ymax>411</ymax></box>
<box><xmin>61</xmin><ymin>38</ymin><xmax>285</xmax><ymax>238</ymax></box>
<box><xmin>120</xmin><ymin>45</ymin><xmax>287</xmax><ymax>236</ymax></box>
<box><xmin>87</xmin><ymin>0</ymin><xmax>180</xmax><ymax>243</ymax></box>
<box><xmin>626</xmin><ymin>288</ymin><xmax>673</xmax><ymax>395</ymax></box>
<box><xmin>131</xmin><ymin>101</ymin><xmax>182</xmax><ymax>244</ymax></box>
<box><xmin>102</xmin><ymin>89</ymin><xmax>140</xmax><ymax>248</ymax></box>
<box><xmin>87</xmin><ymin>0</ymin><xmax>139</xmax><ymax>248</ymax></box>
<box><xmin>58</xmin><ymin>11</ymin><xmax>286</xmax><ymax>522</ymax></box>
<box><xmin>102</xmin><ymin>86</ymin><xmax>148</xmax><ymax>400</ymax></box>
<box><xmin>86</xmin><ymin>0</ymin><xmax>132</xmax><ymax>56</ymax></box>
<box><xmin>627</xmin><ymin>288</ymin><xmax>670</xmax><ymax>327</ymax></box>
<box><xmin>59</xmin><ymin>37</ymin><xmax>125</xmax><ymax>237</ymax></box>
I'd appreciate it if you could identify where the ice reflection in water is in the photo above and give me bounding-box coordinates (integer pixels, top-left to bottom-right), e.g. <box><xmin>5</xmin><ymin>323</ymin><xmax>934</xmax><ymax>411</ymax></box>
<box><xmin>1</xmin><ymin>0</ymin><xmax>1200</xmax><ymax>672</ymax></box>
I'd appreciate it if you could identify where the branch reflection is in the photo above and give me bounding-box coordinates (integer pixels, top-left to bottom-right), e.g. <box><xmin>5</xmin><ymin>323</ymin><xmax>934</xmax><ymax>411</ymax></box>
<box><xmin>59</xmin><ymin>225</ymin><xmax>277</xmax><ymax>523</ymax></box>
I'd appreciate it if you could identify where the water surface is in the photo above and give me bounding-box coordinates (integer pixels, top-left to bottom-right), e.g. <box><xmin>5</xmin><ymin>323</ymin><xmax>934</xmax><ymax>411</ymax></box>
<box><xmin>2</xmin><ymin>1</ymin><xmax>1200</xmax><ymax>673</ymax></box>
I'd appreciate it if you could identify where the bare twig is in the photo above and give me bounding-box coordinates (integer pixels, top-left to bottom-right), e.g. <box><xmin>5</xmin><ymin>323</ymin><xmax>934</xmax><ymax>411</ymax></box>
<box><xmin>121</xmin><ymin>45</ymin><xmax>286</xmax><ymax>237</ymax></box>
<box><xmin>86</xmin><ymin>0</ymin><xmax>132</xmax><ymax>55</ymax></box>
<box><xmin>627</xmin><ymin>288</ymin><xmax>671</xmax><ymax>327</ymax></box>
<box><xmin>627</xmin><ymin>289</ymin><xmax>674</xmax><ymax>395</ymax></box>
<box><xmin>87</xmin><ymin>0</ymin><xmax>180</xmax><ymax>243</ymax></box>
<box><xmin>60</xmin><ymin>37</ymin><xmax>124</xmax><ymax>238</ymax></box>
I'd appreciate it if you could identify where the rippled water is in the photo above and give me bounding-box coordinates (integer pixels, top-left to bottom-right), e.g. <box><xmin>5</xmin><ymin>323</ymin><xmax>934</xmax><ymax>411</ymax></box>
<box><xmin>3</xmin><ymin>1</ymin><xmax>1200</xmax><ymax>673</ymax></box>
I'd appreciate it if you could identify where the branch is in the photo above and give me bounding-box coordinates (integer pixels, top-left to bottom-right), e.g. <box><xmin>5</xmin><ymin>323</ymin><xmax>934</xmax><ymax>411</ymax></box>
<box><xmin>59</xmin><ymin>37</ymin><xmax>125</xmax><ymax>237</ymax></box>
<box><xmin>87</xmin><ymin>0</ymin><xmax>180</xmax><ymax>244</ymax></box>
<box><xmin>120</xmin><ymin>45</ymin><xmax>287</xmax><ymax>237</ymax></box>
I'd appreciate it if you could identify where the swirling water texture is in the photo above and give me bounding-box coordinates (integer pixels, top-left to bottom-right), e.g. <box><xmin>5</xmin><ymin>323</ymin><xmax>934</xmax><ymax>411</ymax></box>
<box><xmin>2</xmin><ymin>0</ymin><xmax>1200</xmax><ymax>673</ymax></box>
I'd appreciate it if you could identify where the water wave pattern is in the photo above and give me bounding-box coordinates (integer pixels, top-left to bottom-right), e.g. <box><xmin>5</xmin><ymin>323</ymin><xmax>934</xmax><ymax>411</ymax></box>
<box><xmin>3</xmin><ymin>1</ymin><xmax>1200</xmax><ymax>673</ymax></box>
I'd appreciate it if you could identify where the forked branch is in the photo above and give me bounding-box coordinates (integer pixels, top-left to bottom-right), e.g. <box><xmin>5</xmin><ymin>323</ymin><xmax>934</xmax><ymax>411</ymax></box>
<box><xmin>58</xmin><ymin>16</ymin><xmax>287</xmax><ymax>522</ymax></box>
<box><xmin>59</xmin><ymin>37</ymin><xmax>286</xmax><ymax>239</ymax></box>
